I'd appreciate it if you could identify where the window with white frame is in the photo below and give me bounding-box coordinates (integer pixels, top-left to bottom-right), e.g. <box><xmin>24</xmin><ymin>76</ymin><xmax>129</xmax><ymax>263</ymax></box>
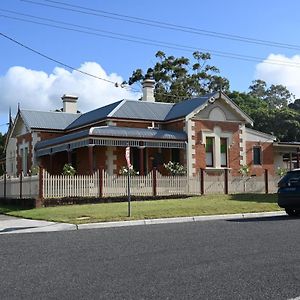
<box><xmin>205</xmin><ymin>137</ymin><xmax>214</xmax><ymax>167</ymax></box>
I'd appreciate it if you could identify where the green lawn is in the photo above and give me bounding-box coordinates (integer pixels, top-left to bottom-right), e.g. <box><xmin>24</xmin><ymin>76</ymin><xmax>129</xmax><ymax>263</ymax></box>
<box><xmin>0</xmin><ymin>193</ymin><xmax>281</xmax><ymax>224</ymax></box>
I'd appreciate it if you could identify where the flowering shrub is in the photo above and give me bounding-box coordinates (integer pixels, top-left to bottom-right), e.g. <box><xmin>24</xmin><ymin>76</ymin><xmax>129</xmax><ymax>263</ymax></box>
<box><xmin>164</xmin><ymin>161</ymin><xmax>186</xmax><ymax>176</ymax></box>
<box><xmin>30</xmin><ymin>165</ymin><xmax>39</xmax><ymax>175</ymax></box>
<box><xmin>119</xmin><ymin>166</ymin><xmax>139</xmax><ymax>176</ymax></box>
<box><xmin>276</xmin><ymin>167</ymin><xmax>287</xmax><ymax>177</ymax></box>
<box><xmin>62</xmin><ymin>163</ymin><xmax>76</xmax><ymax>176</ymax></box>
<box><xmin>239</xmin><ymin>164</ymin><xmax>250</xmax><ymax>176</ymax></box>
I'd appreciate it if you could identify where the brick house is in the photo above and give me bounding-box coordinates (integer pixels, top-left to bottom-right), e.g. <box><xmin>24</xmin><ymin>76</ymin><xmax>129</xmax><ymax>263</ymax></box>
<box><xmin>5</xmin><ymin>79</ymin><xmax>289</xmax><ymax>178</ymax></box>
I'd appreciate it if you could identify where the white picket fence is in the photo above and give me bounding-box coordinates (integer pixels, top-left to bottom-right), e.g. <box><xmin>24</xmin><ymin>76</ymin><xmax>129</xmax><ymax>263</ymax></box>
<box><xmin>43</xmin><ymin>170</ymin><xmax>100</xmax><ymax>198</ymax></box>
<box><xmin>0</xmin><ymin>174</ymin><xmax>39</xmax><ymax>199</ymax></box>
<box><xmin>103</xmin><ymin>170</ymin><xmax>154</xmax><ymax>197</ymax></box>
<box><xmin>0</xmin><ymin>170</ymin><xmax>281</xmax><ymax>199</ymax></box>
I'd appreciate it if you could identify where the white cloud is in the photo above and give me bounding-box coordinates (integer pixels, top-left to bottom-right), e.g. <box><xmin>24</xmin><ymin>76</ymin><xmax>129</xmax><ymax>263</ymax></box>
<box><xmin>255</xmin><ymin>54</ymin><xmax>300</xmax><ymax>98</ymax></box>
<box><xmin>0</xmin><ymin>62</ymin><xmax>140</xmax><ymax>118</ymax></box>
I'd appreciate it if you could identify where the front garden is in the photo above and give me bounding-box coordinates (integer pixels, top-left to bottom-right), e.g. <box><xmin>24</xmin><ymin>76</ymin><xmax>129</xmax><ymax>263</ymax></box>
<box><xmin>0</xmin><ymin>193</ymin><xmax>281</xmax><ymax>224</ymax></box>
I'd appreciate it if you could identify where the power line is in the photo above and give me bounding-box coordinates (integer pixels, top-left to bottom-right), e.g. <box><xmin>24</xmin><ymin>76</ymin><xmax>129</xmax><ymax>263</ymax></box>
<box><xmin>22</xmin><ymin>0</ymin><xmax>300</xmax><ymax>51</ymax></box>
<box><xmin>2</xmin><ymin>11</ymin><xmax>300</xmax><ymax>69</ymax></box>
<box><xmin>0</xmin><ymin>31</ymin><xmax>142</xmax><ymax>94</ymax></box>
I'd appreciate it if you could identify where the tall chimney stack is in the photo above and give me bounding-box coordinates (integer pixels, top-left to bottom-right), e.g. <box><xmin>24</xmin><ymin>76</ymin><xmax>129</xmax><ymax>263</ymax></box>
<box><xmin>61</xmin><ymin>94</ymin><xmax>78</xmax><ymax>113</ymax></box>
<box><xmin>142</xmin><ymin>78</ymin><xmax>155</xmax><ymax>102</ymax></box>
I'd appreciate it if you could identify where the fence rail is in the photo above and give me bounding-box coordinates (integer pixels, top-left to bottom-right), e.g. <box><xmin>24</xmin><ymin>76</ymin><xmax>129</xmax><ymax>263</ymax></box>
<box><xmin>0</xmin><ymin>173</ymin><xmax>39</xmax><ymax>199</ymax></box>
<box><xmin>0</xmin><ymin>169</ymin><xmax>281</xmax><ymax>200</ymax></box>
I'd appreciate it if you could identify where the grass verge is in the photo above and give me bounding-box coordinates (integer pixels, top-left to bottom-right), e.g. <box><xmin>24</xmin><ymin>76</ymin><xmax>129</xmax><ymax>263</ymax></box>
<box><xmin>0</xmin><ymin>194</ymin><xmax>281</xmax><ymax>224</ymax></box>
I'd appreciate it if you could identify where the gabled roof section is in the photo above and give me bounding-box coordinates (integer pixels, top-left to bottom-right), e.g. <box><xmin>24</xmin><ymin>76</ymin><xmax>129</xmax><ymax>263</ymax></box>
<box><xmin>184</xmin><ymin>91</ymin><xmax>254</xmax><ymax>125</ymax></box>
<box><xmin>66</xmin><ymin>100</ymin><xmax>123</xmax><ymax>130</ymax></box>
<box><xmin>165</xmin><ymin>92</ymin><xmax>216</xmax><ymax>121</ymax></box>
<box><xmin>20</xmin><ymin>110</ymin><xmax>80</xmax><ymax>130</ymax></box>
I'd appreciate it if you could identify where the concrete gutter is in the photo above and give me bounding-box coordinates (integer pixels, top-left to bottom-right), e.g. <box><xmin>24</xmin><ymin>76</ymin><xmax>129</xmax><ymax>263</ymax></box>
<box><xmin>0</xmin><ymin>211</ymin><xmax>287</xmax><ymax>234</ymax></box>
<box><xmin>77</xmin><ymin>211</ymin><xmax>287</xmax><ymax>230</ymax></box>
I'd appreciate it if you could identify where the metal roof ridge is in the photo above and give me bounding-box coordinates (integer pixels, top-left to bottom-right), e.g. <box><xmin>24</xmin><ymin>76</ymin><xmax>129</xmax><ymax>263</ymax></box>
<box><xmin>121</xmin><ymin>99</ymin><xmax>175</xmax><ymax>106</ymax></box>
<box><xmin>107</xmin><ymin>99</ymin><xmax>127</xmax><ymax>117</ymax></box>
<box><xmin>20</xmin><ymin>108</ymin><xmax>82</xmax><ymax>115</ymax></box>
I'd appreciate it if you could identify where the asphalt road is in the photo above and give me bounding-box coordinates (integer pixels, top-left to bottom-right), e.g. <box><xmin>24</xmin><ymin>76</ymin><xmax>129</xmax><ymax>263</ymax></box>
<box><xmin>0</xmin><ymin>216</ymin><xmax>300</xmax><ymax>300</ymax></box>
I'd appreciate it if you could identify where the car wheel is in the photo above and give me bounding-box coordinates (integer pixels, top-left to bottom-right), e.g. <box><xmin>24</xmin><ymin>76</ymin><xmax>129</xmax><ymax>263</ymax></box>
<box><xmin>285</xmin><ymin>208</ymin><xmax>300</xmax><ymax>217</ymax></box>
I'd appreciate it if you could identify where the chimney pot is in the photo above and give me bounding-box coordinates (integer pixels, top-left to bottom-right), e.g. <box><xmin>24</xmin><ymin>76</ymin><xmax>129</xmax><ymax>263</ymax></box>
<box><xmin>142</xmin><ymin>79</ymin><xmax>155</xmax><ymax>102</ymax></box>
<box><xmin>61</xmin><ymin>94</ymin><xmax>78</xmax><ymax>113</ymax></box>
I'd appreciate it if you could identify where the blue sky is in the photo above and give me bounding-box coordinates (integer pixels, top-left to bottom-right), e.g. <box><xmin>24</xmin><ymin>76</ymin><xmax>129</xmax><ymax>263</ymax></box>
<box><xmin>1</xmin><ymin>0</ymin><xmax>300</xmax><ymax>133</ymax></box>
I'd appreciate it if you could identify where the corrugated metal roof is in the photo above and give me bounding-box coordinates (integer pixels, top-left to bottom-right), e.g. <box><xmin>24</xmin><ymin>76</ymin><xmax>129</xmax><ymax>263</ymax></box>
<box><xmin>110</xmin><ymin>100</ymin><xmax>174</xmax><ymax>121</ymax></box>
<box><xmin>66</xmin><ymin>100</ymin><xmax>123</xmax><ymax>130</ymax></box>
<box><xmin>64</xmin><ymin>93</ymin><xmax>219</xmax><ymax>131</ymax></box>
<box><xmin>90</xmin><ymin>126</ymin><xmax>187</xmax><ymax>140</ymax></box>
<box><xmin>35</xmin><ymin>126</ymin><xmax>187</xmax><ymax>150</ymax></box>
<box><xmin>165</xmin><ymin>93</ymin><xmax>216</xmax><ymax>121</ymax></box>
<box><xmin>35</xmin><ymin>129</ymin><xmax>90</xmax><ymax>150</ymax></box>
<box><xmin>20</xmin><ymin>110</ymin><xmax>81</xmax><ymax>130</ymax></box>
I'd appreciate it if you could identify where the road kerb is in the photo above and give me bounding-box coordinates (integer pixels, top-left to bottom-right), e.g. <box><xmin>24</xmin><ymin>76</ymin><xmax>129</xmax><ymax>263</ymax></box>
<box><xmin>77</xmin><ymin>211</ymin><xmax>287</xmax><ymax>230</ymax></box>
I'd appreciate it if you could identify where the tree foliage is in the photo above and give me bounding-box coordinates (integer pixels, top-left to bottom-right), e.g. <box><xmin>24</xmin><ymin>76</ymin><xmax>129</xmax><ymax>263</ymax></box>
<box><xmin>229</xmin><ymin>85</ymin><xmax>300</xmax><ymax>142</ymax></box>
<box><xmin>127</xmin><ymin>51</ymin><xmax>229</xmax><ymax>103</ymax></box>
<box><xmin>0</xmin><ymin>133</ymin><xmax>5</xmax><ymax>159</ymax></box>
<box><xmin>249</xmin><ymin>79</ymin><xmax>294</xmax><ymax>108</ymax></box>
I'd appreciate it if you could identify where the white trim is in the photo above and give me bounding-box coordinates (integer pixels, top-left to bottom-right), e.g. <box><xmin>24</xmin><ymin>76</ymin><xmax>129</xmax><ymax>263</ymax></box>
<box><xmin>202</xmin><ymin>126</ymin><xmax>233</xmax><ymax>169</ymax></box>
<box><xmin>107</xmin><ymin>100</ymin><xmax>126</xmax><ymax>117</ymax></box>
<box><xmin>239</xmin><ymin>124</ymin><xmax>246</xmax><ymax>166</ymax></box>
<box><xmin>186</xmin><ymin>92</ymin><xmax>253</xmax><ymax>126</ymax></box>
<box><xmin>31</xmin><ymin>132</ymin><xmax>41</xmax><ymax>166</ymax></box>
<box><xmin>106</xmin><ymin>146</ymin><xmax>116</xmax><ymax>175</ymax></box>
<box><xmin>245</xmin><ymin>127</ymin><xmax>276</xmax><ymax>141</ymax></box>
<box><xmin>186</xmin><ymin>119</ymin><xmax>195</xmax><ymax>177</ymax></box>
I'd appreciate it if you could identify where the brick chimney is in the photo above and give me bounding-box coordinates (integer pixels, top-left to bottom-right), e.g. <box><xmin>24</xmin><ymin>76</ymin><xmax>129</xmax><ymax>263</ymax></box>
<box><xmin>142</xmin><ymin>78</ymin><xmax>155</xmax><ymax>102</ymax></box>
<box><xmin>61</xmin><ymin>94</ymin><xmax>78</xmax><ymax>113</ymax></box>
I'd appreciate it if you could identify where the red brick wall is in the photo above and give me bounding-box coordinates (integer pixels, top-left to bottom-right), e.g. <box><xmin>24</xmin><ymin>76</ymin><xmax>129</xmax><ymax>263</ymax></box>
<box><xmin>164</xmin><ymin>120</ymin><xmax>185</xmax><ymax>131</ymax></box>
<box><xmin>193</xmin><ymin>120</ymin><xmax>241</xmax><ymax>176</ymax></box>
<box><xmin>246</xmin><ymin>141</ymin><xmax>274</xmax><ymax>176</ymax></box>
<box><xmin>38</xmin><ymin>132</ymin><xmax>63</xmax><ymax>141</ymax></box>
<box><xmin>114</xmin><ymin>120</ymin><xmax>153</xmax><ymax>128</ymax></box>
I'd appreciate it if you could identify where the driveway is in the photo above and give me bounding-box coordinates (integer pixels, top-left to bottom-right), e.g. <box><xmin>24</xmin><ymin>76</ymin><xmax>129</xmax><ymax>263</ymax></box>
<box><xmin>0</xmin><ymin>214</ymin><xmax>76</xmax><ymax>234</ymax></box>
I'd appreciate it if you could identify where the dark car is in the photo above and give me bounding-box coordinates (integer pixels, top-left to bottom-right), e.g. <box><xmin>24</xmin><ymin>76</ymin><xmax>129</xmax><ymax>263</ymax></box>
<box><xmin>278</xmin><ymin>169</ymin><xmax>300</xmax><ymax>217</ymax></box>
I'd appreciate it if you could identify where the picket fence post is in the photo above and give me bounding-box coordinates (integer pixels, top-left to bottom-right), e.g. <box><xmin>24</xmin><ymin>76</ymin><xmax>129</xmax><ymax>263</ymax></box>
<box><xmin>224</xmin><ymin>168</ymin><xmax>229</xmax><ymax>195</ymax></box>
<box><xmin>19</xmin><ymin>171</ymin><xmax>23</xmax><ymax>199</ymax></box>
<box><xmin>99</xmin><ymin>167</ymin><xmax>103</xmax><ymax>198</ymax></box>
<box><xmin>200</xmin><ymin>168</ymin><xmax>205</xmax><ymax>195</ymax></box>
<box><xmin>152</xmin><ymin>168</ymin><xmax>157</xmax><ymax>197</ymax></box>
<box><xmin>38</xmin><ymin>166</ymin><xmax>44</xmax><ymax>207</ymax></box>
<box><xmin>3</xmin><ymin>172</ymin><xmax>6</xmax><ymax>199</ymax></box>
<box><xmin>265</xmin><ymin>169</ymin><xmax>269</xmax><ymax>194</ymax></box>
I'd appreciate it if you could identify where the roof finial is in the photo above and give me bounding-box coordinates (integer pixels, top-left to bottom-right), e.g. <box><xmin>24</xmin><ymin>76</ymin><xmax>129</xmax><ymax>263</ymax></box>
<box><xmin>8</xmin><ymin>107</ymin><xmax>13</xmax><ymax>129</ymax></box>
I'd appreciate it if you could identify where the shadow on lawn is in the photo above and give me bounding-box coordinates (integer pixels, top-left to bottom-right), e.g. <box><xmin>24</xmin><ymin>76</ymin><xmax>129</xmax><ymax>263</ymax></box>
<box><xmin>0</xmin><ymin>204</ymin><xmax>28</xmax><ymax>215</ymax></box>
<box><xmin>228</xmin><ymin>193</ymin><xmax>278</xmax><ymax>204</ymax></box>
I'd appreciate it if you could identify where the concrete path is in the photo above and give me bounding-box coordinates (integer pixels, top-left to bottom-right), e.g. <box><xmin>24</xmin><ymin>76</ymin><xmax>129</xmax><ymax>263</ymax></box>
<box><xmin>0</xmin><ymin>214</ymin><xmax>76</xmax><ymax>234</ymax></box>
<box><xmin>0</xmin><ymin>211</ymin><xmax>287</xmax><ymax>235</ymax></box>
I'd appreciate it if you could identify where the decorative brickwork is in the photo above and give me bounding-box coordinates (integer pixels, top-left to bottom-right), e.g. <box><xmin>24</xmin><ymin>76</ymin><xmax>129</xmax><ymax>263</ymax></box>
<box><xmin>193</xmin><ymin>119</ymin><xmax>241</xmax><ymax>176</ymax></box>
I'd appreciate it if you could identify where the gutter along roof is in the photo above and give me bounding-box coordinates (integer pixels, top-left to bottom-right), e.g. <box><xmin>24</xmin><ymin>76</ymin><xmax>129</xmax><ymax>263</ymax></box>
<box><xmin>35</xmin><ymin>126</ymin><xmax>187</xmax><ymax>150</ymax></box>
